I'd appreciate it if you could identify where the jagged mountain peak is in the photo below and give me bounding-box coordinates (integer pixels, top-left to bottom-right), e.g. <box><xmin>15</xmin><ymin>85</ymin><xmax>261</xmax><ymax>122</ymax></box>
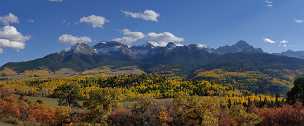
<box><xmin>166</xmin><ymin>42</ymin><xmax>177</xmax><ymax>48</ymax></box>
<box><xmin>234</xmin><ymin>40</ymin><xmax>252</xmax><ymax>48</ymax></box>
<box><xmin>145</xmin><ymin>42</ymin><xmax>156</xmax><ymax>48</ymax></box>
<box><xmin>215</xmin><ymin>40</ymin><xmax>263</xmax><ymax>54</ymax></box>
<box><xmin>94</xmin><ymin>41</ymin><xmax>128</xmax><ymax>49</ymax></box>
<box><xmin>71</xmin><ymin>43</ymin><xmax>89</xmax><ymax>49</ymax></box>
<box><xmin>93</xmin><ymin>41</ymin><xmax>129</xmax><ymax>55</ymax></box>
<box><xmin>70</xmin><ymin>43</ymin><xmax>95</xmax><ymax>55</ymax></box>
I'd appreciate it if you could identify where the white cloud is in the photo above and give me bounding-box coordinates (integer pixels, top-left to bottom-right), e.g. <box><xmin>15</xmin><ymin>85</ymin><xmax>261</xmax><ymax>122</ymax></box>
<box><xmin>122</xmin><ymin>10</ymin><xmax>160</xmax><ymax>22</ymax></box>
<box><xmin>48</xmin><ymin>0</ymin><xmax>63</xmax><ymax>2</ymax></box>
<box><xmin>294</xmin><ymin>19</ymin><xmax>304</xmax><ymax>24</ymax></box>
<box><xmin>279</xmin><ymin>40</ymin><xmax>288</xmax><ymax>47</ymax></box>
<box><xmin>267</xmin><ymin>4</ymin><xmax>273</xmax><ymax>7</ymax></box>
<box><xmin>265</xmin><ymin>0</ymin><xmax>273</xmax><ymax>7</ymax></box>
<box><xmin>80</xmin><ymin>15</ymin><xmax>108</xmax><ymax>28</ymax></box>
<box><xmin>196</xmin><ymin>43</ymin><xmax>208</xmax><ymax>48</ymax></box>
<box><xmin>280</xmin><ymin>40</ymin><xmax>288</xmax><ymax>44</ymax></box>
<box><xmin>112</xmin><ymin>29</ymin><xmax>145</xmax><ymax>46</ymax></box>
<box><xmin>264</xmin><ymin>0</ymin><xmax>272</xmax><ymax>4</ymax></box>
<box><xmin>59</xmin><ymin>34</ymin><xmax>92</xmax><ymax>45</ymax></box>
<box><xmin>264</xmin><ymin>37</ymin><xmax>289</xmax><ymax>47</ymax></box>
<box><xmin>0</xmin><ymin>26</ymin><xmax>30</xmax><ymax>53</ymax></box>
<box><xmin>147</xmin><ymin>32</ymin><xmax>184</xmax><ymax>47</ymax></box>
<box><xmin>0</xmin><ymin>13</ymin><xmax>19</xmax><ymax>25</ymax></box>
<box><xmin>264</xmin><ymin>37</ymin><xmax>276</xmax><ymax>44</ymax></box>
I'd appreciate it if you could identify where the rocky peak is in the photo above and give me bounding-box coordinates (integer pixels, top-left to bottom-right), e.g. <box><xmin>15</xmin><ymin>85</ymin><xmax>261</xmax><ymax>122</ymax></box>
<box><xmin>70</xmin><ymin>43</ymin><xmax>95</xmax><ymax>55</ymax></box>
<box><xmin>234</xmin><ymin>40</ymin><xmax>252</xmax><ymax>48</ymax></box>
<box><xmin>215</xmin><ymin>40</ymin><xmax>263</xmax><ymax>54</ymax></box>
<box><xmin>94</xmin><ymin>41</ymin><xmax>128</xmax><ymax>49</ymax></box>
<box><xmin>166</xmin><ymin>42</ymin><xmax>177</xmax><ymax>49</ymax></box>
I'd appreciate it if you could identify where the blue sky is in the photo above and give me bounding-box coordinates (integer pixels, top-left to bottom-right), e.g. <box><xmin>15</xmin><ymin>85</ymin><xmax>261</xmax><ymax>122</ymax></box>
<box><xmin>1</xmin><ymin>0</ymin><xmax>304</xmax><ymax>65</ymax></box>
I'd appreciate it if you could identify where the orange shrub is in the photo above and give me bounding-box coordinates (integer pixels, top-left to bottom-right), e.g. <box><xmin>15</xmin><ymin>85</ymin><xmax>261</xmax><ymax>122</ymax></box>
<box><xmin>0</xmin><ymin>94</ymin><xmax>71</xmax><ymax>125</ymax></box>
<box><xmin>0</xmin><ymin>95</ymin><xmax>22</xmax><ymax>118</ymax></box>
<box><xmin>27</xmin><ymin>104</ymin><xmax>57</xmax><ymax>124</ymax></box>
<box><xmin>254</xmin><ymin>104</ymin><xmax>304</xmax><ymax>126</ymax></box>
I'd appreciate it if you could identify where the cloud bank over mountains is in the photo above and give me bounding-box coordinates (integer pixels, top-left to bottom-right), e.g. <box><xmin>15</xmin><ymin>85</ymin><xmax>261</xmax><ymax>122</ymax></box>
<box><xmin>113</xmin><ymin>29</ymin><xmax>185</xmax><ymax>47</ymax></box>
<box><xmin>147</xmin><ymin>32</ymin><xmax>184</xmax><ymax>47</ymax></box>
<box><xmin>113</xmin><ymin>29</ymin><xmax>145</xmax><ymax>46</ymax></box>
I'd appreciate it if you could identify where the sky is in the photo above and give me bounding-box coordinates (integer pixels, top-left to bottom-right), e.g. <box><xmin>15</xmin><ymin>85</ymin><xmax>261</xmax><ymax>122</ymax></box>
<box><xmin>1</xmin><ymin>0</ymin><xmax>304</xmax><ymax>65</ymax></box>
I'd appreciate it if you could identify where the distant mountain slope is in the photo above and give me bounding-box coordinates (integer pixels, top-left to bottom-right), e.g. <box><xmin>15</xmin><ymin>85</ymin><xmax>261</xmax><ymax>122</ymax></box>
<box><xmin>2</xmin><ymin>40</ymin><xmax>304</xmax><ymax>75</ymax></box>
<box><xmin>206</xmin><ymin>53</ymin><xmax>304</xmax><ymax>71</ymax></box>
<box><xmin>2</xmin><ymin>43</ymin><xmax>136</xmax><ymax>72</ymax></box>
<box><xmin>191</xmin><ymin>69</ymin><xmax>298</xmax><ymax>95</ymax></box>
<box><xmin>280</xmin><ymin>50</ymin><xmax>304</xmax><ymax>59</ymax></box>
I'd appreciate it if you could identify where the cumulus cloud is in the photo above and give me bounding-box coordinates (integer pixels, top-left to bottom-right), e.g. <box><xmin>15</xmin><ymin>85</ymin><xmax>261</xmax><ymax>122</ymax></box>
<box><xmin>264</xmin><ymin>37</ymin><xmax>276</xmax><ymax>44</ymax></box>
<box><xmin>122</xmin><ymin>10</ymin><xmax>160</xmax><ymax>22</ymax></box>
<box><xmin>48</xmin><ymin>0</ymin><xmax>63</xmax><ymax>2</ymax></box>
<box><xmin>59</xmin><ymin>34</ymin><xmax>92</xmax><ymax>45</ymax></box>
<box><xmin>0</xmin><ymin>26</ymin><xmax>30</xmax><ymax>53</ymax></box>
<box><xmin>294</xmin><ymin>18</ymin><xmax>304</xmax><ymax>24</ymax></box>
<box><xmin>0</xmin><ymin>13</ymin><xmax>19</xmax><ymax>25</ymax></box>
<box><xmin>147</xmin><ymin>32</ymin><xmax>184</xmax><ymax>47</ymax></box>
<box><xmin>112</xmin><ymin>29</ymin><xmax>145</xmax><ymax>46</ymax></box>
<box><xmin>279</xmin><ymin>40</ymin><xmax>288</xmax><ymax>47</ymax></box>
<box><xmin>80</xmin><ymin>15</ymin><xmax>108</xmax><ymax>28</ymax></box>
<box><xmin>264</xmin><ymin>37</ymin><xmax>289</xmax><ymax>47</ymax></box>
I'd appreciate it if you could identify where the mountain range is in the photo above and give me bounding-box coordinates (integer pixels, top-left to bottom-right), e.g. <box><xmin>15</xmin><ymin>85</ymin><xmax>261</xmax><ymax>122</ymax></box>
<box><xmin>279</xmin><ymin>50</ymin><xmax>304</xmax><ymax>59</ymax></box>
<box><xmin>1</xmin><ymin>40</ymin><xmax>304</xmax><ymax>75</ymax></box>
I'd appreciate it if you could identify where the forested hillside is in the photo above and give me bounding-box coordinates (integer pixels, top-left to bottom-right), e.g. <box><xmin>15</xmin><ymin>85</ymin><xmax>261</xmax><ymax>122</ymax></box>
<box><xmin>1</xmin><ymin>73</ymin><xmax>303</xmax><ymax>126</ymax></box>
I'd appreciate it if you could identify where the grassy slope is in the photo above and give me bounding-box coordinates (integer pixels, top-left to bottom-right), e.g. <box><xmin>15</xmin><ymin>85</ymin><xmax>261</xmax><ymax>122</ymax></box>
<box><xmin>0</xmin><ymin>122</ymin><xmax>14</xmax><ymax>126</ymax></box>
<box><xmin>25</xmin><ymin>96</ymin><xmax>59</xmax><ymax>107</ymax></box>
